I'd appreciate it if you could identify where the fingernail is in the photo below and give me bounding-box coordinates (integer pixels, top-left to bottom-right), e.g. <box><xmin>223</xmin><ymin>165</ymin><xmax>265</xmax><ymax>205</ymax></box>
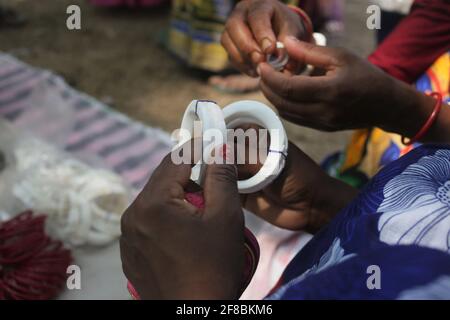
<box><xmin>287</xmin><ymin>36</ymin><xmax>299</xmax><ymax>42</ymax></box>
<box><xmin>261</xmin><ymin>38</ymin><xmax>272</xmax><ymax>53</ymax></box>
<box><xmin>256</xmin><ymin>64</ymin><xmax>262</xmax><ymax>76</ymax></box>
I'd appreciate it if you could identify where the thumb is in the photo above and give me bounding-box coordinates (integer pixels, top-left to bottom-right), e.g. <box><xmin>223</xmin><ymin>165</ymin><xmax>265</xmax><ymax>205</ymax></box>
<box><xmin>284</xmin><ymin>36</ymin><xmax>339</xmax><ymax>70</ymax></box>
<box><xmin>202</xmin><ymin>147</ymin><xmax>240</xmax><ymax>215</ymax></box>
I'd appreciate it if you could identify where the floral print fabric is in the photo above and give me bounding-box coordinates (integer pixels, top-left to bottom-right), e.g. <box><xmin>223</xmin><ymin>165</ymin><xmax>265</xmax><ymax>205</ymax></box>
<box><xmin>269</xmin><ymin>145</ymin><xmax>450</xmax><ymax>300</ymax></box>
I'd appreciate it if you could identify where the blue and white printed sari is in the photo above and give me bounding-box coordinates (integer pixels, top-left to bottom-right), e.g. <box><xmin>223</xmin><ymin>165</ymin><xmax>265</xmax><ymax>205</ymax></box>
<box><xmin>268</xmin><ymin>145</ymin><xmax>450</xmax><ymax>299</ymax></box>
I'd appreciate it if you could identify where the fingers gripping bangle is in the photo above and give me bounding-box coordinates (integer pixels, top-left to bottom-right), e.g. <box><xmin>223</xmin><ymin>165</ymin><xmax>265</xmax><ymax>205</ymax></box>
<box><xmin>267</xmin><ymin>42</ymin><xmax>290</xmax><ymax>71</ymax></box>
<box><xmin>178</xmin><ymin>100</ymin><xmax>227</xmax><ymax>185</ymax></box>
<box><xmin>266</xmin><ymin>14</ymin><xmax>325</xmax><ymax>73</ymax></box>
<box><xmin>126</xmin><ymin>193</ymin><xmax>261</xmax><ymax>300</ymax></box>
<box><xmin>127</xmin><ymin>101</ymin><xmax>285</xmax><ymax>300</ymax></box>
<box><xmin>401</xmin><ymin>92</ymin><xmax>443</xmax><ymax>146</ymax></box>
<box><xmin>177</xmin><ymin>100</ymin><xmax>288</xmax><ymax>194</ymax></box>
<box><xmin>267</xmin><ymin>33</ymin><xmax>326</xmax><ymax>73</ymax></box>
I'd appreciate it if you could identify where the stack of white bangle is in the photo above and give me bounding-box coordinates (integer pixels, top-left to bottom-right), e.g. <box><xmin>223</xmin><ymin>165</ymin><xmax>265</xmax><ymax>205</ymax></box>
<box><xmin>177</xmin><ymin>100</ymin><xmax>288</xmax><ymax>194</ymax></box>
<box><xmin>12</xmin><ymin>138</ymin><xmax>130</xmax><ymax>246</ymax></box>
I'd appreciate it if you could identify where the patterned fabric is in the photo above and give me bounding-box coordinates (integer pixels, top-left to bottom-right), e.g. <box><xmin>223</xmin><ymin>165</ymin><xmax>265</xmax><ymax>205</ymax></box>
<box><xmin>0</xmin><ymin>53</ymin><xmax>172</xmax><ymax>193</ymax></box>
<box><xmin>269</xmin><ymin>145</ymin><xmax>450</xmax><ymax>299</ymax></box>
<box><xmin>324</xmin><ymin>52</ymin><xmax>450</xmax><ymax>188</ymax></box>
<box><xmin>168</xmin><ymin>0</ymin><xmax>299</xmax><ymax>72</ymax></box>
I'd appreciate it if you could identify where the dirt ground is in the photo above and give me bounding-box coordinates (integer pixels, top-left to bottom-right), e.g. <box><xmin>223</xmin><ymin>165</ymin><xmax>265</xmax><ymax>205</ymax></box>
<box><xmin>0</xmin><ymin>0</ymin><xmax>376</xmax><ymax>161</ymax></box>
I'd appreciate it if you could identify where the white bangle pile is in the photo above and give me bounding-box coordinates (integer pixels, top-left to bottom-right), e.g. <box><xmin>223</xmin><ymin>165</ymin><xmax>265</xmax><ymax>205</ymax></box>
<box><xmin>12</xmin><ymin>138</ymin><xmax>130</xmax><ymax>246</ymax></box>
<box><xmin>177</xmin><ymin>100</ymin><xmax>288</xmax><ymax>194</ymax></box>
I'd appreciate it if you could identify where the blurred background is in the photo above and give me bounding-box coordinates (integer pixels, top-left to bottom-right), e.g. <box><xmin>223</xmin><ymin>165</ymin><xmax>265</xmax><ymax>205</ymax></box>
<box><xmin>0</xmin><ymin>0</ymin><xmax>376</xmax><ymax>161</ymax></box>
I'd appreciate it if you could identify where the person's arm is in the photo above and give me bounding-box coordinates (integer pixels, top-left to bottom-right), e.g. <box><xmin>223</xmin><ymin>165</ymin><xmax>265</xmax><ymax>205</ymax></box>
<box><xmin>258</xmin><ymin>37</ymin><xmax>450</xmax><ymax>144</ymax></box>
<box><xmin>368</xmin><ymin>0</ymin><xmax>450</xmax><ymax>84</ymax></box>
<box><xmin>221</xmin><ymin>0</ymin><xmax>311</xmax><ymax>77</ymax></box>
<box><xmin>240</xmin><ymin>141</ymin><xmax>358</xmax><ymax>233</ymax></box>
<box><xmin>121</xmin><ymin>151</ymin><xmax>245</xmax><ymax>300</ymax></box>
<box><xmin>384</xmin><ymin>78</ymin><xmax>450</xmax><ymax>143</ymax></box>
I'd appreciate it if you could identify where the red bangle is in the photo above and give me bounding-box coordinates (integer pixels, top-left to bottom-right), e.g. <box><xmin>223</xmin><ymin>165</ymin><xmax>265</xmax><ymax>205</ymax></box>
<box><xmin>288</xmin><ymin>5</ymin><xmax>314</xmax><ymax>42</ymax></box>
<box><xmin>401</xmin><ymin>92</ymin><xmax>443</xmax><ymax>146</ymax></box>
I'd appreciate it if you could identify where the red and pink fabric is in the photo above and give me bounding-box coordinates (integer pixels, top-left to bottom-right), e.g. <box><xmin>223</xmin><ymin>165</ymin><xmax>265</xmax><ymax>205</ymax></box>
<box><xmin>88</xmin><ymin>0</ymin><xmax>168</xmax><ymax>7</ymax></box>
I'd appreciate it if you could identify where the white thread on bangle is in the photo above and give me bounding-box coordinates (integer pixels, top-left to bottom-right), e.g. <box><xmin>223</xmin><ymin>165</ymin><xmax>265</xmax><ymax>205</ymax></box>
<box><xmin>11</xmin><ymin>138</ymin><xmax>130</xmax><ymax>246</ymax></box>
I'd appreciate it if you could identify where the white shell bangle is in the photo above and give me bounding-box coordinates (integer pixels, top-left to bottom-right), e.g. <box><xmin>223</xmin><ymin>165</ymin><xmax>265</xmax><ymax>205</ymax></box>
<box><xmin>223</xmin><ymin>100</ymin><xmax>288</xmax><ymax>194</ymax></box>
<box><xmin>178</xmin><ymin>100</ymin><xmax>288</xmax><ymax>194</ymax></box>
<box><xmin>178</xmin><ymin>100</ymin><xmax>227</xmax><ymax>184</ymax></box>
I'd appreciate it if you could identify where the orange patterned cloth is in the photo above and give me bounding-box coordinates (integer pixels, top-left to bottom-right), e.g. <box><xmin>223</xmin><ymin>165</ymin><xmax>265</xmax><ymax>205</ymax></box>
<box><xmin>324</xmin><ymin>52</ymin><xmax>450</xmax><ymax>188</ymax></box>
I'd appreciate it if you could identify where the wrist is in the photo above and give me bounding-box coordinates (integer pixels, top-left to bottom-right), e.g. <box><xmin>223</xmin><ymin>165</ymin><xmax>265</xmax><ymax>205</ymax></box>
<box><xmin>426</xmin><ymin>101</ymin><xmax>450</xmax><ymax>144</ymax></box>
<box><xmin>380</xmin><ymin>78</ymin><xmax>449</xmax><ymax>144</ymax></box>
<box><xmin>307</xmin><ymin>176</ymin><xmax>358</xmax><ymax>233</ymax></box>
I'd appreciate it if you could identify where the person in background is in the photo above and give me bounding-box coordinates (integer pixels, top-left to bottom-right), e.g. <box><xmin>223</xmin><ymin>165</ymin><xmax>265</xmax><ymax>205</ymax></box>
<box><xmin>371</xmin><ymin>0</ymin><xmax>413</xmax><ymax>43</ymax></box>
<box><xmin>88</xmin><ymin>0</ymin><xmax>344</xmax><ymax>93</ymax></box>
<box><xmin>167</xmin><ymin>0</ymin><xmax>343</xmax><ymax>93</ymax></box>
<box><xmin>220</xmin><ymin>0</ymin><xmax>450</xmax><ymax>187</ymax></box>
<box><xmin>324</xmin><ymin>0</ymin><xmax>449</xmax><ymax>187</ymax></box>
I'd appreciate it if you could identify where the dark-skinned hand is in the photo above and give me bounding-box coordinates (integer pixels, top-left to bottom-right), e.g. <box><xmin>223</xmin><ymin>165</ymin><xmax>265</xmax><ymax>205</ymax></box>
<box><xmin>120</xmin><ymin>150</ymin><xmax>245</xmax><ymax>300</ymax></box>
<box><xmin>235</xmin><ymin>125</ymin><xmax>358</xmax><ymax>233</ymax></box>
<box><xmin>259</xmin><ymin>37</ymin><xmax>443</xmax><ymax>137</ymax></box>
<box><xmin>221</xmin><ymin>0</ymin><xmax>309</xmax><ymax>77</ymax></box>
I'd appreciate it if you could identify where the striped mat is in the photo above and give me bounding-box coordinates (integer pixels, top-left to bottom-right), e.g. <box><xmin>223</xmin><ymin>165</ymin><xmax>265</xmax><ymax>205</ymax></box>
<box><xmin>0</xmin><ymin>53</ymin><xmax>172</xmax><ymax>192</ymax></box>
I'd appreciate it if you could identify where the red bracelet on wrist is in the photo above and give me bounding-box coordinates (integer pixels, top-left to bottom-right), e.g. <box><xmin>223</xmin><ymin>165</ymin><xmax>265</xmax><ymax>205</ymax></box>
<box><xmin>401</xmin><ymin>92</ymin><xmax>443</xmax><ymax>146</ymax></box>
<box><xmin>288</xmin><ymin>5</ymin><xmax>314</xmax><ymax>42</ymax></box>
